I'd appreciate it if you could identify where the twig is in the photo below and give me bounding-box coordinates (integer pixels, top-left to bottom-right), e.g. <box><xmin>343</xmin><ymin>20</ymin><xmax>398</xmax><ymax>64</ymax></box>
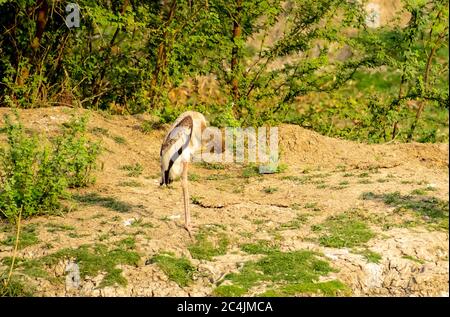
<box><xmin>5</xmin><ymin>206</ymin><xmax>23</xmax><ymax>288</ymax></box>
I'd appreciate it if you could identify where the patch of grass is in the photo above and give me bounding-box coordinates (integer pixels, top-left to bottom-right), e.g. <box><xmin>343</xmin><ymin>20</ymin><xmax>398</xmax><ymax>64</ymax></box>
<box><xmin>120</xmin><ymin>163</ymin><xmax>143</xmax><ymax>177</ymax></box>
<box><xmin>410</xmin><ymin>188</ymin><xmax>427</xmax><ymax>195</ymax></box>
<box><xmin>343</xmin><ymin>173</ymin><xmax>353</xmax><ymax>177</ymax></box>
<box><xmin>73</xmin><ymin>193</ymin><xmax>133</xmax><ymax>213</ymax></box>
<box><xmin>188</xmin><ymin>230</ymin><xmax>229</xmax><ymax>260</ymax></box>
<box><xmin>330</xmin><ymin>185</ymin><xmax>348</xmax><ymax>190</ymax></box>
<box><xmin>259</xmin><ymin>280</ymin><xmax>349</xmax><ymax>297</ymax></box>
<box><xmin>290</xmin><ymin>203</ymin><xmax>301</xmax><ymax>210</ymax></box>
<box><xmin>238</xmin><ymin>231</ymin><xmax>253</xmax><ymax>238</ymax></box>
<box><xmin>242</xmin><ymin>164</ymin><xmax>260</xmax><ymax>178</ymax></box>
<box><xmin>252</xmin><ymin>219</ymin><xmax>265</xmax><ymax>225</ymax></box>
<box><xmin>190</xmin><ymin>195</ymin><xmax>203</xmax><ymax>205</ymax></box>
<box><xmin>275</xmin><ymin>163</ymin><xmax>288</xmax><ymax>173</ymax></box>
<box><xmin>339</xmin><ymin>181</ymin><xmax>349</xmax><ymax>186</ymax></box>
<box><xmin>232</xmin><ymin>186</ymin><xmax>244</xmax><ymax>194</ymax></box>
<box><xmin>2</xmin><ymin>238</ymin><xmax>140</xmax><ymax>288</ymax></box>
<box><xmin>281</xmin><ymin>175</ymin><xmax>313</xmax><ymax>185</ymax></box>
<box><xmin>312</xmin><ymin>213</ymin><xmax>375</xmax><ymax>248</ymax></box>
<box><xmin>141</xmin><ymin>120</ymin><xmax>162</xmax><ymax>134</ymax></box>
<box><xmin>112</xmin><ymin>135</ymin><xmax>127</xmax><ymax>145</ymax></box>
<box><xmin>358</xmin><ymin>172</ymin><xmax>369</xmax><ymax>178</ymax></box>
<box><xmin>0</xmin><ymin>274</ymin><xmax>34</xmax><ymax>296</ymax></box>
<box><xmin>402</xmin><ymin>255</ymin><xmax>425</xmax><ymax>264</ymax></box>
<box><xmin>263</xmin><ymin>186</ymin><xmax>278</xmax><ymax>194</ymax></box>
<box><xmin>67</xmin><ymin>232</ymin><xmax>81</xmax><ymax>238</ymax></box>
<box><xmin>355</xmin><ymin>249</ymin><xmax>382</xmax><ymax>264</ymax></box>
<box><xmin>358</xmin><ymin>179</ymin><xmax>372</xmax><ymax>184</ymax></box>
<box><xmin>361</xmin><ymin>191</ymin><xmax>449</xmax><ymax>230</ymax></box>
<box><xmin>45</xmin><ymin>223</ymin><xmax>75</xmax><ymax>233</ymax></box>
<box><xmin>148</xmin><ymin>253</ymin><xmax>195</xmax><ymax>287</ymax></box>
<box><xmin>213</xmin><ymin>285</ymin><xmax>247</xmax><ymax>297</ymax></box>
<box><xmin>214</xmin><ymin>250</ymin><xmax>348</xmax><ymax>297</ymax></box>
<box><xmin>280</xmin><ymin>214</ymin><xmax>310</xmax><ymax>230</ymax></box>
<box><xmin>411</xmin><ymin>186</ymin><xmax>437</xmax><ymax>196</ymax></box>
<box><xmin>1</xmin><ymin>224</ymin><xmax>39</xmax><ymax>249</ymax></box>
<box><xmin>188</xmin><ymin>173</ymin><xmax>201</xmax><ymax>182</ymax></box>
<box><xmin>130</xmin><ymin>218</ymin><xmax>154</xmax><ymax>229</ymax></box>
<box><xmin>91</xmin><ymin>127</ymin><xmax>109</xmax><ymax>136</ymax></box>
<box><xmin>199</xmin><ymin>162</ymin><xmax>225</xmax><ymax>170</ymax></box>
<box><xmin>118</xmin><ymin>180</ymin><xmax>143</xmax><ymax>187</ymax></box>
<box><xmin>304</xmin><ymin>202</ymin><xmax>321</xmax><ymax>211</ymax></box>
<box><xmin>241</xmin><ymin>240</ymin><xmax>280</xmax><ymax>255</ymax></box>
<box><xmin>111</xmin><ymin>216</ymin><xmax>121</xmax><ymax>222</ymax></box>
<box><xmin>206</xmin><ymin>174</ymin><xmax>231</xmax><ymax>181</ymax></box>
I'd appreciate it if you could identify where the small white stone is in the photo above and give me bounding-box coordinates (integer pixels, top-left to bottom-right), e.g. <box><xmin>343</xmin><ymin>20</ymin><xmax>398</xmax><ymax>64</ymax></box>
<box><xmin>123</xmin><ymin>218</ymin><xmax>136</xmax><ymax>226</ymax></box>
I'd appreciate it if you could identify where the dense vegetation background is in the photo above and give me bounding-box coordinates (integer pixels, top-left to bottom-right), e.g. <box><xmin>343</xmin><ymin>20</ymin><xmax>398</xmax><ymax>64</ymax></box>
<box><xmin>0</xmin><ymin>0</ymin><xmax>448</xmax><ymax>142</ymax></box>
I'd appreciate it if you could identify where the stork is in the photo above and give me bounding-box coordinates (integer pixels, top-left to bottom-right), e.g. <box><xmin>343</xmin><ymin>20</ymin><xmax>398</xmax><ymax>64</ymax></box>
<box><xmin>159</xmin><ymin>111</ymin><xmax>208</xmax><ymax>236</ymax></box>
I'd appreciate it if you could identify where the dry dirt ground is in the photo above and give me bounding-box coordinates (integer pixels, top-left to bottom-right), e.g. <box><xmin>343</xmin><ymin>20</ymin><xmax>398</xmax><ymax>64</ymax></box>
<box><xmin>0</xmin><ymin>107</ymin><xmax>448</xmax><ymax>297</ymax></box>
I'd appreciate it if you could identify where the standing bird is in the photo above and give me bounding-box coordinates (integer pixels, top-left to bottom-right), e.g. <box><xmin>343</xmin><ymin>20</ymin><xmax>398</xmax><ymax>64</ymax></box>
<box><xmin>160</xmin><ymin>111</ymin><xmax>207</xmax><ymax>236</ymax></box>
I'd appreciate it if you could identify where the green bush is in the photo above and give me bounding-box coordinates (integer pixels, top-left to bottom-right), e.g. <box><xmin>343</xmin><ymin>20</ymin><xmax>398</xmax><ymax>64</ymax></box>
<box><xmin>0</xmin><ymin>112</ymin><xmax>101</xmax><ymax>222</ymax></box>
<box><xmin>55</xmin><ymin>116</ymin><xmax>101</xmax><ymax>187</ymax></box>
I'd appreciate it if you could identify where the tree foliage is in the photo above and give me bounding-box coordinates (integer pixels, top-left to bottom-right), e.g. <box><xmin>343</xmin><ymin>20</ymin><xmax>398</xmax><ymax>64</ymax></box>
<box><xmin>0</xmin><ymin>0</ymin><xmax>448</xmax><ymax>142</ymax></box>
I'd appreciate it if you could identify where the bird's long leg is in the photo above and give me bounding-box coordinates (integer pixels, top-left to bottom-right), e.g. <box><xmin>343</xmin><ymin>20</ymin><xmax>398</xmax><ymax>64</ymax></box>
<box><xmin>181</xmin><ymin>161</ymin><xmax>192</xmax><ymax>237</ymax></box>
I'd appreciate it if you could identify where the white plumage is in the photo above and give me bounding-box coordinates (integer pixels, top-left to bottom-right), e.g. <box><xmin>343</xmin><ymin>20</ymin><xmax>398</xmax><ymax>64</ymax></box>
<box><xmin>159</xmin><ymin>111</ymin><xmax>207</xmax><ymax>235</ymax></box>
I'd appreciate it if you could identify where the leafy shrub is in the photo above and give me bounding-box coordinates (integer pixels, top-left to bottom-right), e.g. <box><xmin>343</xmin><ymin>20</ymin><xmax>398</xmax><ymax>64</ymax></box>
<box><xmin>55</xmin><ymin>115</ymin><xmax>101</xmax><ymax>187</ymax></box>
<box><xmin>0</xmin><ymin>112</ymin><xmax>101</xmax><ymax>222</ymax></box>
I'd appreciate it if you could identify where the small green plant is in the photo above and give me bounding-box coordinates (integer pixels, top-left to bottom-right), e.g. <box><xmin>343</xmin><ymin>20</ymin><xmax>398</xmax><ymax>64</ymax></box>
<box><xmin>73</xmin><ymin>193</ymin><xmax>133</xmax><ymax>213</ymax></box>
<box><xmin>241</xmin><ymin>240</ymin><xmax>280</xmax><ymax>255</ymax></box>
<box><xmin>190</xmin><ymin>196</ymin><xmax>203</xmax><ymax>205</ymax></box>
<box><xmin>242</xmin><ymin>164</ymin><xmax>260</xmax><ymax>178</ymax></box>
<box><xmin>2</xmin><ymin>238</ymin><xmax>140</xmax><ymax>288</ymax></box>
<box><xmin>263</xmin><ymin>186</ymin><xmax>278</xmax><ymax>194</ymax></box>
<box><xmin>199</xmin><ymin>162</ymin><xmax>225</xmax><ymax>170</ymax></box>
<box><xmin>206</xmin><ymin>174</ymin><xmax>231</xmax><ymax>181</ymax></box>
<box><xmin>361</xmin><ymin>191</ymin><xmax>449</xmax><ymax>230</ymax></box>
<box><xmin>91</xmin><ymin>127</ymin><xmax>109</xmax><ymax>136</ymax></box>
<box><xmin>1</xmin><ymin>224</ymin><xmax>39</xmax><ymax>249</ymax></box>
<box><xmin>188</xmin><ymin>230</ymin><xmax>229</xmax><ymax>260</ymax></box>
<box><xmin>112</xmin><ymin>135</ymin><xmax>127</xmax><ymax>145</ymax></box>
<box><xmin>410</xmin><ymin>188</ymin><xmax>427</xmax><ymax>195</ymax></box>
<box><xmin>120</xmin><ymin>163</ymin><xmax>143</xmax><ymax>177</ymax></box>
<box><xmin>312</xmin><ymin>213</ymin><xmax>375</xmax><ymax>248</ymax></box>
<box><xmin>275</xmin><ymin>163</ymin><xmax>288</xmax><ymax>173</ymax></box>
<box><xmin>279</xmin><ymin>214</ymin><xmax>310</xmax><ymax>230</ymax></box>
<box><xmin>141</xmin><ymin>120</ymin><xmax>162</xmax><ymax>134</ymax></box>
<box><xmin>188</xmin><ymin>173</ymin><xmax>200</xmax><ymax>182</ymax></box>
<box><xmin>45</xmin><ymin>223</ymin><xmax>75</xmax><ymax>233</ymax></box>
<box><xmin>0</xmin><ymin>113</ymin><xmax>100</xmax><ymax>222</ymax></box>
<box><xmin>57</xmin><ymin>115</ymin><xmax>102</xmax><ymax>187</ymax></box>
<box><xmin>214</xmin><ymin>250</ymin><xmax>348</xmax><ymax>297</ymax></box>
<box><xmin>148</xmin><ymin>253</ymin><xmax>195</xmax><ymax>287</ymax></box>
<box><xmin>402</xmin><ymin>255</ymin><xmax>425</xmax><ymax>264</ymax></box>
<box><xmin>0</xmin><ymin>273</ymin><xmax>34</xmax><ymax>297</ymax></box>
<box><xmin>355</xmin><ymin>249</ymin><xmax>382</xmax><ymax>264</ymax></box>
<box><xmin>130</xmin><ymin>218</ymin><xmax>154</xmax><ymax>228</ymax></box>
